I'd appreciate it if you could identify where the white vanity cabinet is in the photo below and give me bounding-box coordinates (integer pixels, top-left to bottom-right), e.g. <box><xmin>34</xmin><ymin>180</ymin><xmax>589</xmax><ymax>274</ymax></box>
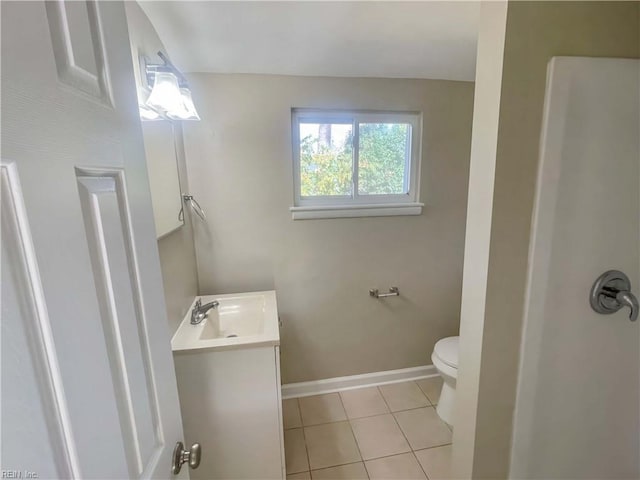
<box><xmin>171</xmin><ymin>292</ymin><xmax>285</xmax><ymax>479</ymax></box>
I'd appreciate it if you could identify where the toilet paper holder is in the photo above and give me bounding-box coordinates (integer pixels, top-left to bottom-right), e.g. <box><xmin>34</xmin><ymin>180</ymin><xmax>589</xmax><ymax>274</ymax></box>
<box><xmin>369</xmin><ymin>287</ymin><xmax>400</xmax><ymax>298</ymax></box>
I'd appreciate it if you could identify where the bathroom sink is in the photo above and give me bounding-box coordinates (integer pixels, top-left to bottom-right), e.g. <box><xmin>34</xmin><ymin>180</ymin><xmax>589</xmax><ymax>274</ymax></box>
<box><xmin>199</xmin><ymin>295</ymin><xmax>266</xmax><ymax>340</ymax></box>
<box><xmin>171</xmin><ymin>291</ymin><xmax>279</xmax><ymax>352</ymax></box>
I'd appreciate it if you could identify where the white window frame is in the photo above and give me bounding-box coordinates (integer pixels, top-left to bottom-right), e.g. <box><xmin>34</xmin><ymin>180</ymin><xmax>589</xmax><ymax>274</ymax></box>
<box><xmin>290</xmin><ymin>109</ymin><xmax>424</xmax><ymax>220</ymax></box>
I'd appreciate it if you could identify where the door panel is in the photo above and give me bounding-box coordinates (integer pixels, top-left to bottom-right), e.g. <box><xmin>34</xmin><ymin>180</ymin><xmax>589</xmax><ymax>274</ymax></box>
<box><xmin>45</xmin><ymin>0</ymin><xmax>112</xmax><ymax>102</ymax></box>
<box><xmin>76</xmin><ymin>171</ymin><xmax>162</xmax><ymax>477</ymax></box>
<box><xmin>1</xmin><ymin>163</ymin><xmax>79</xmax><ymax>479</ymax></box>
<box><xmin>1</xmin><ymin>2</ymin><xmax>186</xmax><ymax>478</ymax></box>
<box><xmin>510</xmin><ymin>57</ymin><xmax>640</xmax><ymax>478</ymax></box>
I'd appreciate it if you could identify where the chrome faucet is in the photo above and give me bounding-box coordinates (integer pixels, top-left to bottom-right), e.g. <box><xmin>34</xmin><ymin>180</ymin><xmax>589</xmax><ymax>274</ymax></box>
<box><xmin>190</xmin><ymin>298</ymin><xmax>219</xmax><ymax>325</ymax></box>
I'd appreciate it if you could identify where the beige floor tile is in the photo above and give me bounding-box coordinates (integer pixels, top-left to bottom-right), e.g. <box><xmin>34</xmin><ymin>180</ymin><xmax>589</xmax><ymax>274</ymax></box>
<box><xmin>350</xmin><ymin>414</ymin><xmax>410</xmax><ymax>460</ymax></box>
<box><xmin>365</xmin><ymin>453</ymin><xmax>426</xmax><ymax>479</ymax></box>
<box><xmin>340</xmin><ymin>387</ymin><xmax>389</xmax><ymax>419</ymax></box>
<box><xmin>378</xmin><ymin>382</ymin><xmax>430</xmax><ymax>412</ymax></box>
<box><xmin>415</xmin><ymin>445</ymin><xmax>453</xmax><ymax>479</ymax></box>
<box><xmin>288</xmin><ymin>472</ymin><xmax>311</xmax><ymax>480</ymax></box>
<box><xmin>284</xmin><ymin>398</ymin><xmax>303</xmax><ymax>429</ymax></box>
<box><xmin>394</xmin><ymin>407</ymin><xmax>452</xmax><ymax>450</ymax></box>
<box><xmin>285</xmin><ymin>428</ymin><xmax>309</xmax><ymax>474</ymax></box>
<box><xmin>299</xmin><ymin>393</ymin><xmax>347</xmax><ymax>426</ymax></box>
<box><xmin>304</xmin><ymin>421</ymin><xmax>361</xmax><ymax>470</ymax></box>
<box><xmin>416</xmin><ymin>376</ymin><xmax>444</xmax><ymax>405</ymax></box>
<box><xmin>311</xmin><ymin>462</ymin><xmax>369</xmax><ymax>479</ymax></box>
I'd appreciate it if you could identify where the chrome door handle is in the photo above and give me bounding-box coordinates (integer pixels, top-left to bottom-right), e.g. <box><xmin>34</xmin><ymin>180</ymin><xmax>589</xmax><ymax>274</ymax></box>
<box><xmin>172</xmin><ymin>441</ymin><xmax>201</xmax><ymax>475</ymax></box>
<box><xmin>590</xmin><ymin>270</ymin><xmax>638</xmax><ymax>321</ymax></box>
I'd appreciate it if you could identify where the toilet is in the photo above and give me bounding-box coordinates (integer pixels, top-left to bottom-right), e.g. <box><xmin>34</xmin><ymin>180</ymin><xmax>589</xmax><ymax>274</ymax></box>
<box><xmin>431</xmin><ymin>336</ymin><xmax>459</xmax><ymax>426</ymax></box>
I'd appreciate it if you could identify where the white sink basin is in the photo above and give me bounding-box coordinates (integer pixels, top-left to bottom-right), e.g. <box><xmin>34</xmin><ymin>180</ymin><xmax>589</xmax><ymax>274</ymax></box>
<box><xmin>171</xmin><ymin>291</ymin><xmax>279</xmax><ymax>352</ymax></box>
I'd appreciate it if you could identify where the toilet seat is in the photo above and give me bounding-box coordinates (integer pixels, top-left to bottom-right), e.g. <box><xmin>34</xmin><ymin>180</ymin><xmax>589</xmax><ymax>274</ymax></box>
<box><xmin>433</xmin><ymin>336</ymin><xmax>459</xmax><ymax>369</ymax></box>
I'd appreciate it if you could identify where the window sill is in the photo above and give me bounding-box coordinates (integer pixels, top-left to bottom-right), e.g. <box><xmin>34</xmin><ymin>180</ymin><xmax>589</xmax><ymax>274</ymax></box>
<box><xmin>290</xmin><ymin>203</ymin><xmax>424</xmax><ymax>220</ymax></box>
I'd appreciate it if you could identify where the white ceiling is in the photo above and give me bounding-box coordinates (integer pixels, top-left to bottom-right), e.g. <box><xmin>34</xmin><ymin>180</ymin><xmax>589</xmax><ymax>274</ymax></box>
<box><xmin>138</xmin><ymin>1</ymin><xmax>480</xmax><ymax>82</ymax></box>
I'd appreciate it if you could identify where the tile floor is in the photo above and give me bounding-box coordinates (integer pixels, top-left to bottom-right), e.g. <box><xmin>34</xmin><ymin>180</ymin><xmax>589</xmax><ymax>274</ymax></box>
<box><xmin>283</xmin><ymin>377</ymin><xmax>452</xmax><ymax>479</ymax></box>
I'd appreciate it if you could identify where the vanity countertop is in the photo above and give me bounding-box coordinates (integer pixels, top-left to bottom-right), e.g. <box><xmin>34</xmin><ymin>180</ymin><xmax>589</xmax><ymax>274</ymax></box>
<box><xmin>171</xmin><ymin>290</ymin><xmax>279</xmax><ymax>353</ymax></box>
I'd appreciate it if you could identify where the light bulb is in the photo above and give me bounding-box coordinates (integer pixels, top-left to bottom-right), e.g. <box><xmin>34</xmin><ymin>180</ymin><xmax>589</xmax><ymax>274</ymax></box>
<box><xmin>146</xmin><ymin>72</ymin><xmax>183</xmax><ymax>114</ymax></box>
<box><xmin>168</xmin><ymin>88</ymin><xmax>201</xmax><ymax>121</ymax></box>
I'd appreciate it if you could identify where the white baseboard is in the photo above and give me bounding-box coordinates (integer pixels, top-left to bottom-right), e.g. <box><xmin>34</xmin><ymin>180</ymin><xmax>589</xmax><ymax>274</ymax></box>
<box><xmin>281</xmin><ymin>365</ymin><xmax>438</xmax><ymax>399</ymax></box>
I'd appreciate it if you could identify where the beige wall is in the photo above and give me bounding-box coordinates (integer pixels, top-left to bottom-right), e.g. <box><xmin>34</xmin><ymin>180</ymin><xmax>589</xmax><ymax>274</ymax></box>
<box><xmin>458</xmin><ymin>1</ymin><xmax>640</xmax><ymax>478</ymax></box>
<box><xmin>125</xmin><ymin>3</ymin><xmax>199</xmax><ymax>331</ymax></box>
<box><xmin>183</xmin><ymin>74</ymin><xmax>474</xmax><ymax>383</ymax></box>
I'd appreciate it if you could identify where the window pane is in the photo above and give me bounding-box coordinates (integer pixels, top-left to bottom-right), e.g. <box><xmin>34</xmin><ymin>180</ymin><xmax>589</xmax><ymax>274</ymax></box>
<box><xmin>358</xmin><ymin>123</ymin><xmax>410</xmax><ymax>195</ymax></box>
<box><xmin>299</xmin><ymin>122</ymin><xmax>353</xmax><ymax>197</ymax></box>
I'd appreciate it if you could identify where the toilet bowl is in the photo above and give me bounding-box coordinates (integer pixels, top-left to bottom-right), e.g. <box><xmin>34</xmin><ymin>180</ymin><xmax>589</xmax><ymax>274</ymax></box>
<box><xmin>431</xmin><ymin>336</ymin><xmax>459</xmax><ymax>426</ymax></box>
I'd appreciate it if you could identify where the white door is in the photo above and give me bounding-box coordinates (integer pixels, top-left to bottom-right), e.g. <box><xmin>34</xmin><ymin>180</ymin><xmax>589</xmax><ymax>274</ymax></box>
<box><xmin>1</xmin><ymin>2</ymin><xmax>189</xmax><ymax>478</ymax></box>
<box><xmin>510</xmin><ymin>57</ymin><xmax>640</xmax><ymax>478</ymax></box>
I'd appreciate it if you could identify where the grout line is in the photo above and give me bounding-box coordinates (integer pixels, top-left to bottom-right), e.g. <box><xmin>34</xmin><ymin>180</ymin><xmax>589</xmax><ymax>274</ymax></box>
<box><xmin>375</xmin><ymin>385</ymin><xmax>438</xmax><ymax>479</ymax></box>
<box><xmin>335</xmin><ymin>390</ymin><xmax>349</xmax><ymax>420</ymax></box>
<box><xmin>411</xmin><ymin>450</ymin><xmax>430</xmax><ymax>480</ymax></box>
<box><xmin>383</xmin><ymin>389</ymin><xmax>417</xmax><ymax>452</ymax></box>
<box><xmin>411</xmin><ymin>379</ymin><xmax>435</xmax><ymax>407</ymax></box>
<box><xmin>362</xmin><ymin>462</ymin><xmax>371</xmax><ymax>479</ymax></box>
<box><xmin>294</xmin><ymin>396</ymin><xmax>303</xmax><ymax>428</ymax></box>
<box><xmin>288</xmin><ymin>399</ymin><xmax>450</xmax><ymax>442</ymax></box>
<box><xmin>378</xmin><ymin>380</ymin><xmax>433</xmax><ymax>409</ymax></box>
<box><xmin>415</xmin><ymin>377</ymin><xmax>443</xmax><ymax>406</ymax></box>
<box><xmin>361</xmin><ymin>451</ymin><xmax>417</xmax><ymax>462</ymax></box>
<box><xmin>318</xmin><ymin>460</ymin><xmax>361</xmax><ymax>470</ymax></box>
<box><xmin>373</xmin><ymin>385</ymin><xmax>427</xmax><ymax>479</ymax></box>
<box><xmin>309</xmin><ymin>461</ymin><xmax>368</xmax><ymax>476</ymax></box>
<box><xmin>298</xmin><ymin>398</ymin><xmax>313</xmax><ymax>475</ymax></box>
<box><xmin>376</xmin><ymin>384</ymin><xmax>392</xmax><ymax>411</ymax></box>
<box><xmin>304</xmin><ymin>443</ymin><xmax>454</xmax><ymax>469</ymax></box>
<box><xmin>413</xmin><ymin>442</ymin><xmax>453</xmax><ymax>452</ymax></box>
<box><xmin>289</xmin><ymin>392</ymin><xmax>452</xmax><ymax>476</ymax></box>
<box><xmin>285</xmin><ymin>403</ymin><xmax>436</xmax><ymax>430</ymax></box>
<box><xmin>337</xmin><ymin>391</ymin><xmax>367</xmax><ymax>469</ymax></box>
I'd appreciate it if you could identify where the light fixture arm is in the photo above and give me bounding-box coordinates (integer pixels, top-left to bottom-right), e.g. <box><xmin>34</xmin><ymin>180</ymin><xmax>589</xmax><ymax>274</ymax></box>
<box><xmin>145</xmin><ymin>51</ymin><xmax>189</xmax><ymax>88</ymax></box>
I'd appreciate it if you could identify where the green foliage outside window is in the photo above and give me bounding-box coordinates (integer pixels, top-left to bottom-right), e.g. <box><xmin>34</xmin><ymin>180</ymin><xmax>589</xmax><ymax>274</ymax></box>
<box><xmin>358</xmin><ymin>123</ymin><xmax>408</xmax><ymax>195</ymax></box>
<box><xmin>299</xmin><ymin>123</ymin><xmax>409</xmax><ymax>197</ymax></box>
<box><xmin>299</xmin><ymin>127</ymin><xmax>353</xmax><ymax>197</ymax></box>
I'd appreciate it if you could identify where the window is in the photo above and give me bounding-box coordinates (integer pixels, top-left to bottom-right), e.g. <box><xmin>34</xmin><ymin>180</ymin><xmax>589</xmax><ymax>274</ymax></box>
<box><xmin>291</xmin><ymin>109</ymin><xmax>423</xmax><ymax>219</ymax></box>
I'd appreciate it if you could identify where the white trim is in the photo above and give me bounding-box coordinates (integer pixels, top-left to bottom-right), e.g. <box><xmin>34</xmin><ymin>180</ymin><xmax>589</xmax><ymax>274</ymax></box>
<box><xmin>290</xmin><ymin>202</ymin><xmax>424</xmax><ymax>220</ymax></box>
<box><xmin>281</xmin><ymin>365</ymin><xmax>437</xmax><ymax>399</ymax></box>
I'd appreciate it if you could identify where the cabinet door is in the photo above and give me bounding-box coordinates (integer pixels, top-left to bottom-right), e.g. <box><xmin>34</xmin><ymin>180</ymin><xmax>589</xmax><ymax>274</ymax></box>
<box><xmin>174</xmin><ymin>346</ymin><xmax>284</xmax><ymax>479</ymax></box>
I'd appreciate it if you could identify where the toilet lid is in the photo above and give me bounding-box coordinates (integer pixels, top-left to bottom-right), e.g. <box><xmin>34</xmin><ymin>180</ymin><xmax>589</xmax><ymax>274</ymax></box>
<box><xmin>434</xmin><ymin>336</ymin><xmax>459</xmax><ymax>368</ymax></box>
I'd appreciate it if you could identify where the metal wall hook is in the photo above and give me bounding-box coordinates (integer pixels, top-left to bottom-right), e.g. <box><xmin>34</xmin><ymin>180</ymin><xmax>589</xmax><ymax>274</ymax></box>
<box><xmin>590</xmin><ymin>270</ymin><xmax>638</xmax><ymax>321</ymax></box>
<box><xmin>369</xmin><ymin>287</ymin><xmax>400</xmax><ymax>298</ymax></box>
<box><xmin>179</xmin><ymin>194</ymin><xmax>206</xmax><ymax>222</ymax></box>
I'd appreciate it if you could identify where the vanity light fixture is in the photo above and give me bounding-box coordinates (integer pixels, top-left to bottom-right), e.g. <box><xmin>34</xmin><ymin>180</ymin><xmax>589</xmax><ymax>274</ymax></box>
<box><xmin>139</xmin><ymin>103</ymin><xmax>160</xmax><ymax>120</ymax></box>
<box><xmin>141</xmin><ymin>51</ymin><xmax>200</xmax><ymax>121</ymax></box>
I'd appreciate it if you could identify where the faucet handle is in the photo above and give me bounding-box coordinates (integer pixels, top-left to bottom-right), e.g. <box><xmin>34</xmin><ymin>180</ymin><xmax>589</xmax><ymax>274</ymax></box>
<box><xmin>194</xmin><ymin>298</ymin><xmax>201</xmax><ymax>309</ymax></box>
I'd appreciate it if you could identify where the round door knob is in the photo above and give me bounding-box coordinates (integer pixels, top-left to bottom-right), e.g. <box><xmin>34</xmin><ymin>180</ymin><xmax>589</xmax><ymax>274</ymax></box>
<box><xmin>172</xmin><ymin>441</ymin><xmax>202</xmax><ymax>475</ymax></box>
